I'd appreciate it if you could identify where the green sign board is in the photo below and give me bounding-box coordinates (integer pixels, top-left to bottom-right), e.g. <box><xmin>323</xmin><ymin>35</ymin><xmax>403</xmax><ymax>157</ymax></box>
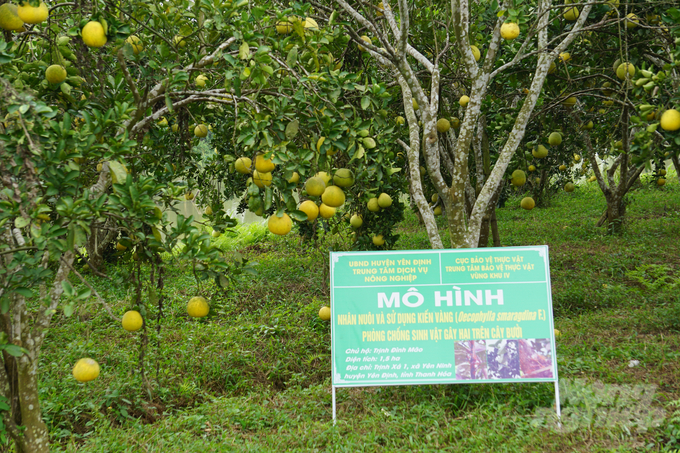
<box><xmin>330</xmin><ymin>246</ymin><xmax>558</xmax><ymax>388</ymax></box>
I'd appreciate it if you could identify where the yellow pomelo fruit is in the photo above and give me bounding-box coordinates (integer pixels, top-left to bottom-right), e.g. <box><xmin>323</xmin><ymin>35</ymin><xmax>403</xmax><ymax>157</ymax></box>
<box><xmin>253</xmin><ymin>170</ymin><xmax>272</xmax><ymax>188</ymax></box>
<box><xmin>333</xmin><ymin>168</ymin><xmax>355</xmax><ymax>188</ymax></box>
<box><xmin>358</xmin><ymin>35</ymin><xmax>371</xmax><ymax>52</ymax></box>
<box><xmin>520</xmin><ymin>197</ymin><xmax>535</xmax><ymax>210</ymax></box>
<box><xmin>563</xmin><ymin>6</ymin><xmax>579</xmax><ymax>21</ymax></box>
<box><xmin>187</xmin><ymin>296</ymin><xmax>209</xmax><ymax>318</ymax></box>
<box><xmin>17</xmin><ymin>1</ymin><xmax>48</xmax><ymax>24</ymax></box>
<box><xmin>396</xmin><ymin>116</ymin><xmax>405</xmax><ymax>125</ymax></box>
<box><xmin>158</xmin><ymin>117</ymin><xmax>168</xmax><ymax>127</ymax></box>
<box><xmin>194</xmin><ymin>124</ymin><xmax>208</xmax><ymax>137</ymax></box>
<box><xmin>500</xmin><ymin>22</ymin><xmax>520</xmax><ymax>40</ymax></box>
<box><xmin>433</xmin><ymin>206</ymin><xmax>442</xmax><ymax>216</ymax></box>
<box><xmin>573</xmin><ymin>154</ymin><xmax>581</xmax><ymax>162</ymax></box>
<box><xmin>305</xmin><ymin>177</ymin><xmax>326</xmax><ymax>196</ymax></box>
<box><xmin>660</xmin><ymin>109</ymin><xmax>680</xmax><ymax>131</ymax></box>
<box><xmin>205</xmin><ymin>206</ymin><xmax>213</xmax><ymax>215</ymax></box>
<box><xmin>559</xmin><ymin>164</ymin><xmax>567</xmax><ymax>171</ymax></box>
<box><xmin>366</xmin><ymin>197</ymin><xmax>379</xmax><ymax>212</ymax></box>
<box><xmin>528</xmin><ymin>165</ymin><xmax>536</xmax><ymax>172</ymax></box>
<box><xmin>377</xmin><ymin>2</ymin><xmax>384</xmax><ymax>16</ymax></box>
<box><xmin>583</xmin><ymin>121</ymin><xmax>594</xmax><ymax>130</ymax></box>
<box><xmin>562</xmin><ymin>97</ymin><xmax>577</xmax><ymax>107</ymax></box>
<box><xmin>451</xmin><ymin>117</ymin><xmax>461</xmax><ymax>128</ymax></box>
<box><xmin>45</xmin><ymin>65</ymin><xmax>67</xmax><ymax>84</ymax></box>
<box><xmin>319</xmin><ymin>203</ymin><xmax>336</xmax><ymax>219</ymax></box>
<box><xmin>268</xmin><ymin>213</ymin><xmax>292</xmax><ymax>235</ymax></box>
<box><xmin>412</xmin><ymin>99</ymin><xmax>418</xmax><ymax>110</ymax></box>
<box><xmin>625</xmin><ymin>13</ymin><xmax>638</xmax><ymax>28</ymax></box>
<box><xmin>235</xmin><ymin>157</ymin><xmax>252</xmax><ymax>174</ymax></box>
<box><xmin>459</xmin><ymin>95</ymin><xmax>470</xmax><ymax>107</ymax></box>
<box><xmin>255</xmin><ymin>154</ymin><xmax>276</xmax><ymax>173</ymax></box>
<box><xmin>212</xmin><ymin>230</ymin><xmax>221</xmax><ymax>238</ymax></box>
<box><xmin>195</xmin><ymin>74</ymin><xmax>208</xmax><ymax>87</ymax></box>
<box><xmin>588</xmin><ymin>175</ymin><xmax>597</xmax><ymax>182</ymax></box>
<box><xmin>511</xmin><ymin>169</ymin><xmax>526</xmax><ymax>187</ymax></box>
<box><xmin>659</xmin><ymin>169</ymin><xmax>667</xmax><ymax>176</ymax></box>
<box><xmin>185</xmin><ymin>192</ymin><xmax>194</xmax><ymax>200</ymax></box>
<box><xmin>616</xmin><ymin>62</ymin><xmax>635</xmax><ymax>80</ymax></box>
<box><xmin>548</xmin><ymin>62</ymin><xmax>557</xmax><ymax>74</ymax></box>
<box><xmin>319</xmin><ymin>306</ymin><xmax>331</xmax><ymax>321</ymax></box>
<box><xmin>377</xmin><ymin>193</ymin><xmax>392</xmax><ymax>208</ymax></box>
<box><xmin>126</xmin><ymin>35</ymin><xmax>143</xmax><ymax>54</ymax></box>
<box><xmin>299</xmin><ymin>200</ymin><xmax>319</xmax><ymax>221</ymax></box>
<box><xmin>171</xmin><ymin>124</ymin><xmax>179</xmax><ymax>132</ymax></box>
<box><xmin>321</xmin><ymin>185</ymin><xmax>346</xmax><ymax>207</ymax></box>
<box><xmin>174</xmin><ymin>35</ymin><xmax>187</xmax><ymax>47</ymax></box>
<box><xmin>72</xmin><ymin>358</ymin><xmax>100</xmax><ymax>383</ymax></box>
<box><xmin>288</xmin><ymin>172</ymin><xmax>300</xmax><ymax>183</ymax></box>
<box><xmin>532</xmin><ymin>145</ymin><xmax>548</xmax><ymax>159</ymax></box>
<box><xmin>116</xmin><ymin>242</ymin><xmax>127</xmax><ymax>252</ymax></box>
<box><xmin>559</xmin><ymin>52</ymin><xmax>571</xmax><ymax>63</ymax></box>
<box><xmin>276</xmin><ymin>20</ymin><xmax>292</xmax><ymax>34</ymax></box>
<box><xmin>470</xmin><ymin>45</ymin><xmax>481</xmax><ymax>62</ymax></box>
<box><xmin>82</xmin><ymin>21</ymin><xmax>107</xmax><ymax>48</ymax></box>
<box><xmin>0</xmin><ymin>4</ymin><xmax>24</xmax><ymax>31</ymax></box>
<box><xmin>372</xmin><ymin>235</ymin><xmax>385</xmax><ymax>246</ymax></box>
<box><xmin>436</xmin><ymin>118</ymin><xmax>451</xmax><ymax>133</ymax></box>
<box><xmin>315</xmin><ymin>171</ymin><xmax>332</xmax><ymax>186</ymax></box>
<box><xmin>657</xmin><ymin>178</ymin><xmax>666</xmax><ymax>186</ymax></box>
<box><xmin>350</xmin><ymin>214</ymin><xmax>363</xmax><ymax>228</ymax></box>
<box><xmin>564</xmin><ymin>182</ymin><xmax>575</xmax><ymax>192</ymax></box>
<box><xmin>548</xmin><ymin>132</ymin><xmax>562</xmax><ymax>146</ymax></box>
<box><xmin>431</xmin><ymin>193</ymin><xmax>438</xmax><ymax>203</ymax></box>
<box><xmin>97</xmin><ymin>162</ymin><xmax>103</xmax><ymax>172</ymax></box>
<box><xmin>122</xmin><ymin>310</ymin><xmax>143</xmax><ymax>332</ymax></box>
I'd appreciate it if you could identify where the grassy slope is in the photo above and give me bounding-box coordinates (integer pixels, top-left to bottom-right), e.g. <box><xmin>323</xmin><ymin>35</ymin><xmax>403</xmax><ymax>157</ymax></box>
<box><xmin>32</xmin><ymin>178</ymin><xmax>680</xmax><ymax>452</ymax></box>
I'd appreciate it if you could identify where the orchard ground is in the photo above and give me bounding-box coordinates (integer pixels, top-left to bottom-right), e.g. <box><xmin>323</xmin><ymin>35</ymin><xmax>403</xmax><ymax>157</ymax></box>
<box><xmin>34</xmin><ymin>176</ymin><xmax>680</xmax><ymax>452</ymax></box>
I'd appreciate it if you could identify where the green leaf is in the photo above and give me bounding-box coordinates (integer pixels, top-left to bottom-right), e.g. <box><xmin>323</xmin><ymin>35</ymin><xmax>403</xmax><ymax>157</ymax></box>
<box><xmin>14</xmin><ymin>217</ymin><xmax>30</xmax><ymax>229</ymax></box>
<box><xmin>2</xmin><ymin>344</ymin><xmax>24</xmax><ymax>357</ymax></box>
<box><xmin>239</xmin><ymin>41</ymin><xmax>251</xmax><ymax>60</ymax></box>
<box><xmin>76</xmin><ymin>287</ymin><xmax>91</xmax><ymax>300</ymax></box>
<box><xmin>14</xmin><ymin>287</ymin><xmax>33</xmax><ymax>298</ymax></box>
<box><xmin>285</xmin><ymin>120</ymin><xmax>299</xmax><ymax>140</ymax></box>
<box><xmin>61</xmin><ymin>280</ymin><xmax>74</xmax><ymax>297</ymax></box>
<box><xmin>286</xmin><ymin>46</ymin><xmax>298</xmax><ymax>67</ymax></box>
<box><xmin>63</xmin><ymin>303</ymin><xmax>75</xmax><ymax>317</ymax></box>
<box><xmin>361</xmin><ymin>96</ymin><xmax>370</xmax><ymax>110</ymax></box>
<box><xmin>289</xmin><ymin>210</ymin><xmax>309</xmax><ymax>222</ymax></box>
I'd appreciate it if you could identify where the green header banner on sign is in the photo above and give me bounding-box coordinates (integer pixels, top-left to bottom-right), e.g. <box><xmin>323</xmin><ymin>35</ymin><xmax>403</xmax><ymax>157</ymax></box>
<box><xmin>330</xmin><ymin>246</ymin><xmax>558</xmax><ymax>387</ymax></box>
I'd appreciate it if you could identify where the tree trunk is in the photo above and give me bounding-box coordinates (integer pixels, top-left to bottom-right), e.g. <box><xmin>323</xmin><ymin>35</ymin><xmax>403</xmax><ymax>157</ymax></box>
<box><xmin>672</xmin><ymin>153</ymin><xmax>680</xmax><ymax>184</ymax></box>
<box><xmin>490</xmin><ymin>209</ymin><xmax>501</xmax><ymax>247</ymax></box>
<box><xmin>15</xmin><ymin>360</ymin><xmax>50</xmax><ymax>453</ymax></box>
<box><xmin>604</xmin><ymin>194</ymin><xmax>626</xmax><ymax>234</ymax></box>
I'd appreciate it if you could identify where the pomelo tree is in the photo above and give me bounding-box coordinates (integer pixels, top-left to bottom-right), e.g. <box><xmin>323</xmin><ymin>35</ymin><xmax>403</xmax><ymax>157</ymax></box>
<box><xmin>330</xmin><ymin>0</ymin><xmax>595</xmax><ymax>248</ymax></box>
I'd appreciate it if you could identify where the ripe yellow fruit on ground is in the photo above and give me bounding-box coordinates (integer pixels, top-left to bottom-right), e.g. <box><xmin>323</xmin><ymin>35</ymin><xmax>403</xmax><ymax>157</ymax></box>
<box><xmin>372</xmin><ymin>235</ymin><xmax>385</xmax><ymax>246</ymax></box>
<box><xmin>321</xmin><ymin>185</ymin><xmax>346</xmax><ymax>207</ymax></box>
<box><xmin>0</xmin><ymin>4</ymin><xmax>24</xmax><ymax>31</ymax></box>
<box><xmin>511</xmin><ymin>169</ymin><xmax>526</xmax><ymax>186</ymax></box>
<box><xmin>126</xmin><ymin>35</ymin><xmax>143</xmax><ymax>54</ymax></box>
<box><xmin>520</xmin><ymin>197</ymin><xmax>535</xmax><ymax>210</ymax></box>
<box><xmin>377</xmin><ymin>193</ymin><xmax>392</xmax><ymax>208</ymax></box>
<box><xmin>255</xmin><ymin>154</ymin><xmax>276</xmax><ymax>173</ymax></box>
<box><xmin>470</xmin><ymin>45</ymin><xmax>481</xmax><ymax>62</ymax></box>
<box><xmin>548</xmin><ymin>132</ymin><xmax>562</xmax><ymax>146</ymax></box>
<box><xmin>187</xmin><ymin>296</ymin><xmax>210</xmax><ymax>318</ymax></box>
<box><xmin>305</xmin><ymin>176</ymin><xmax>326</xmax><ymax>196</ymax></box>
<box><xmin>122</xmin><ymin>310</ymin><xmax>143</xmax><ymax>332</ymax></box>
<box><xmin>299</xmin><ymin>200</ymin><xmax>319</xmax><ymax>221</ymax></box>
<box><xmin>319</xmin><ymin>203</ymin><xmax>336</xmax><ymax>219</ymax></box>
<box><xmin>500</xmin><ymin>23</ymin><xmax>520</xmax><ymax>40</ymax></box>
<box><xmin>319</xmin><ymin>306</ymin><xmax>331</xmax><ymax>321</ymax></box>
<box><xmin>73</xmin><ymin>358</ymin><xmax>100</xmax><ymax>383</ymax></box>
<box><xmin>563</xmin><ymin>6</ymin><xmax>579</xmax><ymax>21</ymax></box>
<box><xmin>17</xmin><ymin>1</ymin><xmax>48</xmax><ymax>24</ymax></box>
<box><xmin>235</xmin><ymin>157</ymin><xmax>252</xmax><ymax>174</ymax></box>
<box><xmin>350</xmin><ymin>214</ymin><xmax>363</xmax><ymax>228</ymax></box>
<box><xmin>252</xmin><ymin>170</ymin><xmax>272</xmax><ymax>188</ymax></box>
<box><xmin>194</xmin><ymin>124</ymin><xmax>208</xmax><ymax>138</ymax></box>
<box><xmin>333</xmin><ymin>168</ymin><xmax>354</xmax><ymax>187</ymax></box>
<box><xmin>459</xmin><ymin>95</ymin><xmax>470</xmax><ymax>107</ymax></box>
<box><xmin>268</xmin><ymin>213</ymin><xmax>292</xmax><ymax>235</ymax></box>
<box><xmin>82</xmin><ymin>21</ymin><xmax>107</xmax><ymax>48</ymax></box>
<box><xmin>45</xmin><ymin>65</ymin><xmax>67</xmax><ymax>84</ymax></box>
<box><xmin>436</xmin><ymin>118</ymin><xmax>451</xmax><ymax>133</ymax></box>
<box><xmin>564</xmin><ymin>182</ymin><xmax>575</xmax><ymax>192</ymax></box>
<box><xmin>660</xmin><ymin>109</ymin><xmax>680</xmax><ymax>131</ymax></box>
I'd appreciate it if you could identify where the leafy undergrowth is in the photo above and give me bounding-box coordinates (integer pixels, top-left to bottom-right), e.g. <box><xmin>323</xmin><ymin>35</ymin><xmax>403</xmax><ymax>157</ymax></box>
<box><xmin>31</xmin><ymin>178</ymin><xmax>680</xmax><ymax>452</ymax></box>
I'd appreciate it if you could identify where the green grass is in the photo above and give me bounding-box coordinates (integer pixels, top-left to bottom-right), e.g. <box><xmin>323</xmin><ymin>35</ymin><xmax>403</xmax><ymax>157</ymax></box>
<box><xmin>19</xmin><ymin>178</ymin><xmax>680</xmax><ymax>452</ymax></box>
